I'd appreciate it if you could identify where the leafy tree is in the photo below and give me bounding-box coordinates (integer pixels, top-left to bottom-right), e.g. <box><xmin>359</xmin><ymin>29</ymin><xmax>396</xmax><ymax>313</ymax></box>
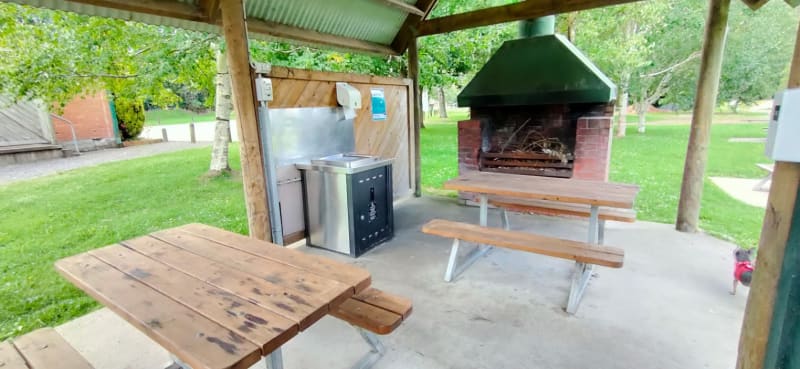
<box><xmin>114</xmin><ymin>96</ymin><xmax>145</xmax><ymax>140</ymax></box>
<box><xmin>570</xmin><ymin>1</ymin><xmax>673</xmax><ymax>137</ymax></box>
<box><xmin>418</xmin><ymin>0</ymin><xmax>516</xmax><ymax>119</ymax></box>
<box><xmin>0</xmin><ymin>3</ymin><xmax>216</xmax><ymax>110</ymax></box>
<box><xmin>717</xmin><ymin>1</ymin><xmax>797</xmax><ymax>112</ymax></box>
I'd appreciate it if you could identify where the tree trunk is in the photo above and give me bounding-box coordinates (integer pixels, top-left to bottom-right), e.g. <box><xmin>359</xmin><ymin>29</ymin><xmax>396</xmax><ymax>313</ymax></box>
<box><xmin>437</xmin><ymin>86</ymin><xmax>448</xmax><ymax>119</ymax></box>
<box><xmin>729</xmin><ymin>99</ymin><xmax>739</xmax><ymax>113</ymax></box>
<box><xmin>637</xmin><ymin>104</ymin><xmax>647</xmax><ymax>133</ymax></box>
<box><xmin>676</xmin><ymin>0</ymin><xmax>731</xmax><ymax>233</ymax></box>
<box><xmin>566</xmin><ymin>12</ymin><xmax>578</xmax><ymax>42</ymax></box>
<box><xmin>637</xmin><ymin>87</ymin><xmax>648</xmax><ymax>134</ymax></box>
<box><xmin>209</xmin><ymin>49</ymin><xmax>233</xmax><ymax>174</ymax></box>
<box><xmin>616</xmin><ymin>83</ymin><xmax>629</xmax><ymax>137</ymax></box>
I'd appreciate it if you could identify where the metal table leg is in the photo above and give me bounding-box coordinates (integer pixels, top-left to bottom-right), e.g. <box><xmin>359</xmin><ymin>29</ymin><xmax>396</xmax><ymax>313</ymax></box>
<box><xmin>566</xmin><ymin>205</ymin><xmax>600</xmax><ymax>314</ymax></box>
<box><xmin>351</xmin><ymin>327</ymin><xmax>386</xmax><ymax>369</ymax></box>
<box><xmin>443</xmin><ymin>194</ymin><xmax>493</xmax><ymax>282</ymax></box>
<box><xmin>264</xmin><ymin>348</ymin><xmax>284</xmax><ymax>369</ymax></box>
<box><xmin>500</xmin><ymin>209</ymin><xmax>511</xmax><ymax>230</ymax></box>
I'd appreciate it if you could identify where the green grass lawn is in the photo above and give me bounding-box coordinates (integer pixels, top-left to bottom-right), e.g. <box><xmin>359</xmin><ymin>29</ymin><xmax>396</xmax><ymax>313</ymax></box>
<box><xmin>145</xmin><ymin>109</ymin><xmax>218</xmax><ymax>125</ymax></box>
<box><xmin>0</xmin><ymin>146</ymin><xmax>248</xmax><ymax>340</ymax></box>
<box><xmin>0</xmin><ymin>112</ymin><xmax>769</xmax><ymax>340</ymax></box>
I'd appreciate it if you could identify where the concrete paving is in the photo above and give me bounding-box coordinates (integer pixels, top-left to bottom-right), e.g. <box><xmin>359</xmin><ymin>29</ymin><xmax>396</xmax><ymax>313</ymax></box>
<box><xmin>711</xmin><ymin>176</ymin><xmax>769</xmax><ymax>208</ymax></box>
<box><xmin>56</xmin><ymin>196</ymin><xmax>748</xmax><ymax>369</ymax></box>
<box><xmin>0</xmin><ymin>142</ymin><xmax>210</xmax><ymax>185</ymax></box>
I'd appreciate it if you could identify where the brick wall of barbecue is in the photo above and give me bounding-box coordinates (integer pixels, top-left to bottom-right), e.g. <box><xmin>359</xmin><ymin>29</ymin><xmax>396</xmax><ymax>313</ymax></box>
<box><xmin>573</xmin><ymin>117</ymin><xmax>612</xmax><ymax>181</ymax></box>
<box><xmin>458</xmin><ymin>119</ymin><xmax>482</xmax><ymax>174</ymax></box>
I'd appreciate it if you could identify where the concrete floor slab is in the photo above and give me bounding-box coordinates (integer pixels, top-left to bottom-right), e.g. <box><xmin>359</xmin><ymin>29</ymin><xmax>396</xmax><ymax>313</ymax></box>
<box><xmin>711</xmin><ymin>176</ymin><xmax>769</xmax><ymax>208</ymax></box>
<box><xmin>56</xmin><ymin>196</ymin><xmax>748</xmax><ymax>369</ymax></box>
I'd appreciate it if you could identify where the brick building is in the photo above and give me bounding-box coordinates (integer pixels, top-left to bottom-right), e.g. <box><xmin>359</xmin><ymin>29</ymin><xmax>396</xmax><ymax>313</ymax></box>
<box><xmin>52</xmin><ymin>92</ymin><xmax>119</xmax><ymax>152</ymax></box>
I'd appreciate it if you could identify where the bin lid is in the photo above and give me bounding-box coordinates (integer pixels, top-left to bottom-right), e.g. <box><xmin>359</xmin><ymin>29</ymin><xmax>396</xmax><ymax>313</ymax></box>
<box><xmin>311</xmin><ymin>154</ymin><xmax>380</xmax><ymax>169</ymax></box>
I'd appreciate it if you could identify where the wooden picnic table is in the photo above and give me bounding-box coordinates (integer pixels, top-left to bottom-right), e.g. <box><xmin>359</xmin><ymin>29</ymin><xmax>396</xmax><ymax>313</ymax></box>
<box><xmin>444</xmin><ymin>172</ymin><xmax>639</xmax><ymax>242</ymax></box>
<box><xmin>55</xmin><ymin>223</ymin><xmax>372</xmax><ymax>369</ymax></box>
<box><xmin>442</xmin><ymin>171</ymin><xmax>639</xmax><ymax>313</ymax></box>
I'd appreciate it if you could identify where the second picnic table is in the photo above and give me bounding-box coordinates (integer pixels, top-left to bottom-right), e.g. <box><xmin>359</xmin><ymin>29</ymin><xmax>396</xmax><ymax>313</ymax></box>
<box><xmin>433</xmin><ymin>171</ymin><xmax>639</xmax><ymax>313</ymax></box>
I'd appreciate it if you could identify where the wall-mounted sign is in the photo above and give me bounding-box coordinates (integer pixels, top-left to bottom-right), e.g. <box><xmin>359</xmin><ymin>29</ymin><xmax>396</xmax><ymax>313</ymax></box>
<box><xmin>370</xmin><ymin>88</ymin><xmax>386</xmax><ymax>121</ymax></box>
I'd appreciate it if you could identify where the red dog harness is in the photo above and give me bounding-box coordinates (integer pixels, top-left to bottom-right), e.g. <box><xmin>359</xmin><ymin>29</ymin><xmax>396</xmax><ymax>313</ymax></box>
<box><xmin>734</xmin><ymin>261</ymin><xmax>754</xmax><ymax>281</ymax></box>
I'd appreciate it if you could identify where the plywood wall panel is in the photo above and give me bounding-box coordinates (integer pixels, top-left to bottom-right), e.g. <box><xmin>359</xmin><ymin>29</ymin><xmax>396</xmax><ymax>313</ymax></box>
<box><xmin>269</xmin><ymin>69</ymin><xmax>412</xmax><ymax>197</ymax></box>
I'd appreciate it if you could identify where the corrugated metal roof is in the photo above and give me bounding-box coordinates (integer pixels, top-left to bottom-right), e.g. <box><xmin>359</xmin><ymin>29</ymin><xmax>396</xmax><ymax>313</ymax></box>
<box><xmin>2</xmin><ymin>0</ymin><xmax>418</xmax><ymax>54</ymax></box>
<box><xmin>247</xmin><ymin>0</ymin><xmax>407</xmax><ymax>44</ymax></box>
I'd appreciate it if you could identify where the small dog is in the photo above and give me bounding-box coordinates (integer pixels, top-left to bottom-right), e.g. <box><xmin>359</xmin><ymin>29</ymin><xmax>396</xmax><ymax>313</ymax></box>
<box><xmin>731</xmin><ymin>247</ymin><xmax>755</xmax><ymax>295</ymax></box>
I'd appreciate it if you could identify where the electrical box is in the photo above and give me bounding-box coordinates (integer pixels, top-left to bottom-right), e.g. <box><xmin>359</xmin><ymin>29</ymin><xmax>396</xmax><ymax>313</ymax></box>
<box><xmin>766</xmin><ymin>89</ymin><xmax>800</xmax><ymax>162</ymax></box>
<box><xmin>255</xmin><ymin>77</ymin><xmax>273</xmax><ymax>102</ymax></box>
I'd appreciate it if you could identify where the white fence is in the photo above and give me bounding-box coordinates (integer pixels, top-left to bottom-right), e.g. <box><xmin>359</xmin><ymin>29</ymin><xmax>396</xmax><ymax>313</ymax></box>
<box><xmin>141</xmin><ymin>121</ymin><xmax>240</xmax><ymax>142</ymax></box>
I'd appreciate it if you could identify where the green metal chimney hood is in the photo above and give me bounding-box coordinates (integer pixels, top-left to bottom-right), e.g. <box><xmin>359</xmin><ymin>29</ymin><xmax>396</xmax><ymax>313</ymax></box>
<box><xmin>457</xmin><ymin>34</ymin><xmax>617</xmax><ymax>107</ymax></box>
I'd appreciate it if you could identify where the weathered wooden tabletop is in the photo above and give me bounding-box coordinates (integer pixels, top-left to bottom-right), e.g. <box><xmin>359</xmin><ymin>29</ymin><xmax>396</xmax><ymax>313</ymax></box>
<box><xmin>55</xmin><ymin>223</ymin><xmax>372</xmax><ymax>369</ymax></box>
<box><xmin>444</xmin><ymin>171</ymin><xmax>640</xmax><ymax>209</ymax></box>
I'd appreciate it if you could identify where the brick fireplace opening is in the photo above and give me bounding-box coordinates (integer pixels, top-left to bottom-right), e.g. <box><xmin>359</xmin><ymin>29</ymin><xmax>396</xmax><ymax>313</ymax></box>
<box><xmin>458</xmin><ymin>102</ymin><xmax>614</xmax><ymax>182</ymax></box>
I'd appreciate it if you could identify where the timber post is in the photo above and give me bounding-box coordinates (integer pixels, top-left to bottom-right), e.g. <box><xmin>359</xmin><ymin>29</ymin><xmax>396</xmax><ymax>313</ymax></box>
<box><xmin>219</xmin><ymin>0</ymin><xmax>272</xmax><ymax>241</ymax></box>
<box><xmin>736</xmin><ymin>21</ymin><xmax>800</xmax><ymax>369</ymax></box>
<box><xmin>675</xmin><ymin>0</ymin><xmax>730</xmax><ymax>233</ymax></box>
<box><xmin>408</xmin><ymin>33</ymin><xmax>422</xmax><ymax>197</ymax></box>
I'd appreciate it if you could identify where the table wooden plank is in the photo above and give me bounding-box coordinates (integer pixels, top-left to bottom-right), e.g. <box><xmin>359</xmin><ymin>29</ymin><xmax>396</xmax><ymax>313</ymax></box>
<box><xmin>329</xmin><ymin>299</ymin><xmax>402</xmax><ymax>335</ymax></box>
<box><xmin>55</xmin><ymin>253</ymin><xmax>261</xmax><ymax>369</ymax></box>
<box><xmin>151</xmin><ymin>230</ymin><xmax>352</xmax><ymax>306</ymax></box>
<box><xmin>351</xmin><ymin>288</ymin><xmax>413</xmax><ymax>319</ymax></box>
<box><xmin>12</xmin><ymin>328</ymin><xmax>92</xmax><ymax>369</ymax></box>
<box><xmin>121</xmin><ymin>236</ymin><xmax>330</xmax><ymax>330</ymax></box>
<box><xmin>0</xmin><ymin>341</ymin><xmax>29</xmax><ymax>369</ymax></box>
<box><xmin>90</xmin><ymin>246</ymin><xmax>297</xmax><ymax>355</ymax></box>
<box><xmin>444</xmin><ymin>172</ymin><xmax>639</xmax><ymax>209</ymax></box>
<box><xmin>180</xmin><ymin>223</ymin><xmax>372</xmax><ymax>293</ymax></box>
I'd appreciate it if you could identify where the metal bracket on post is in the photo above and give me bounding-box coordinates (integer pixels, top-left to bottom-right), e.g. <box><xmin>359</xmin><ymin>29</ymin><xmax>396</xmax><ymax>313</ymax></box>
<box><xmin>351</xmin><ymin>327</ymin><xmax>386</xmax><ymax>369</ymax></box>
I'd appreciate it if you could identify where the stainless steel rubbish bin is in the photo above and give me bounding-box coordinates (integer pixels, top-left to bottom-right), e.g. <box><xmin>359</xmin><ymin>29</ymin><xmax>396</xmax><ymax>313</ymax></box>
<box><xmin>296</xmin><ymin>154</ymin><xmax>394</xmax><ymax>257</ymax></box>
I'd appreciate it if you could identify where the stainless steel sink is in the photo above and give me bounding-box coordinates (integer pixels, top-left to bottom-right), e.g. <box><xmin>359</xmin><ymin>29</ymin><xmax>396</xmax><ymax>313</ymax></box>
<box><xmin>298</xmin><ymin>153</ymin><xmax>392</xmax><ymax>174</ymax></box>
<box><xmin>311</xmin><ymin>154</ymin><xmax>380</xmax><ymax>169</ymax></box>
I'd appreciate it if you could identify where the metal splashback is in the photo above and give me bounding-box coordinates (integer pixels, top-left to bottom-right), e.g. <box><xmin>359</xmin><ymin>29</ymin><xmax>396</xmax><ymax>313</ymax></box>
<box><xmin>269</xmin><ymin>107</ymin><xmax>355</xmax><ymax>166</ymax></box>
<box><xmin>457</xmin><ymin>34</ymin><xmax>617</xmax><ymax>107</ymax></box>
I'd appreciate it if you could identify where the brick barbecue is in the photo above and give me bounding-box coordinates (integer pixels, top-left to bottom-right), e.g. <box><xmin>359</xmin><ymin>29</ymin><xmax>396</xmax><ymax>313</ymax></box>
<box><xmin>456</xmin><ymin>16</ymin><xmax>617</xmax><ymax>184</ymax></box>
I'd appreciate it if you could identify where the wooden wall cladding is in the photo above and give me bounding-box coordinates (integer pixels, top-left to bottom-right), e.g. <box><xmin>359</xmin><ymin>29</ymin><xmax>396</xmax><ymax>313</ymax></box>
<box><xmin>269</xmin><ymin>67</ymin><xmax>414</xmax><ymax>197</ymax></box>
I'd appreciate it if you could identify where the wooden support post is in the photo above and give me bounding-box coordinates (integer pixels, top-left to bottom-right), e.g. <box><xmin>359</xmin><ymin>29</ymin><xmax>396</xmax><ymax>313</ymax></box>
<box><xmin>408</xmin><ymin>35</ymin><xmax>422</xmax><ymax>197</ymax></box>
<box><xmin>736</xmin><ymin>21</ymin><xmax>800</xmax><ymax>369</ymax></box>
<box><xmin>189</xmin><ymin>123</ymin><xmax>196</xmax><ymax>143</ymax></box>
<box><xmin>161</xmin><ymin>128</ymin><xmax>168</xmax><ymax>142</ymax></box>
<box><xmin>219</xmin><ymin>0</ymin><xmax>271</xmax><ymax>241</ymax></box>
<box><xmin>675</xmin><ymin>0</ymin><xmax>730</xmax><ymax>232</ymax></box>
<box><xmin>408</xmin><ymin>35</ymin><xmax>423</xmax><ymax>197</ymax></box>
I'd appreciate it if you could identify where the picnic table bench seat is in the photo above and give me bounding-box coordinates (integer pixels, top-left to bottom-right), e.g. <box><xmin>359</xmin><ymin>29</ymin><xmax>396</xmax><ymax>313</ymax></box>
<box><xmin>422</xmin><ymin>219</ymin><xmax>624</xmax><ymax>314</ymax></box>
<box><xmin>329</xmin><ymin>287</ymin><xmax>412</xmax><ymax>369</ymax></box>
<box><xmin>331</xmin><ymin>287</ymin><xmax>413</xmax><ymax>335</ymax></box>
<box><xmin>1</xmin><ymin>328</ymin><xmax>94</xmax><ymax>369</ymax></box>
<box><xmin>488</xmin><ymin>196</ymin><xmax>637</xmax><ymax>223</ymax></box>
<box><xmin>422</xmin><ymin>219</ymin><xmax>624</xmax><ymax>268</ymax></box>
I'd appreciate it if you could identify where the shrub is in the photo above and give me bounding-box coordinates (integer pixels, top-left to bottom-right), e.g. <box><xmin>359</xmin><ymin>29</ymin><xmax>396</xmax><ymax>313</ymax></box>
<box><xmin>115</xmin><ymin>97</ymin><xmax>145</xmax><ymax>140</ymax></box>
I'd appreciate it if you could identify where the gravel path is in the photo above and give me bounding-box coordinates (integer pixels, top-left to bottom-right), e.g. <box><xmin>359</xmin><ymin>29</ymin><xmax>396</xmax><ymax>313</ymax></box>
<box><xmin>0</xmin><ymin>142</ymin><xmax>211</xmax><ymax>185</ymax></box>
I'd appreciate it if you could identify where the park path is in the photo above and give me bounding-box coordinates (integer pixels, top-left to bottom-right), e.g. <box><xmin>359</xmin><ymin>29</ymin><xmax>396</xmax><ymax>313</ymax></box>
<box><xmin>0</xmin><ymin>142</ymin><xmax>210</xmax><ymax>185</ymax></box>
